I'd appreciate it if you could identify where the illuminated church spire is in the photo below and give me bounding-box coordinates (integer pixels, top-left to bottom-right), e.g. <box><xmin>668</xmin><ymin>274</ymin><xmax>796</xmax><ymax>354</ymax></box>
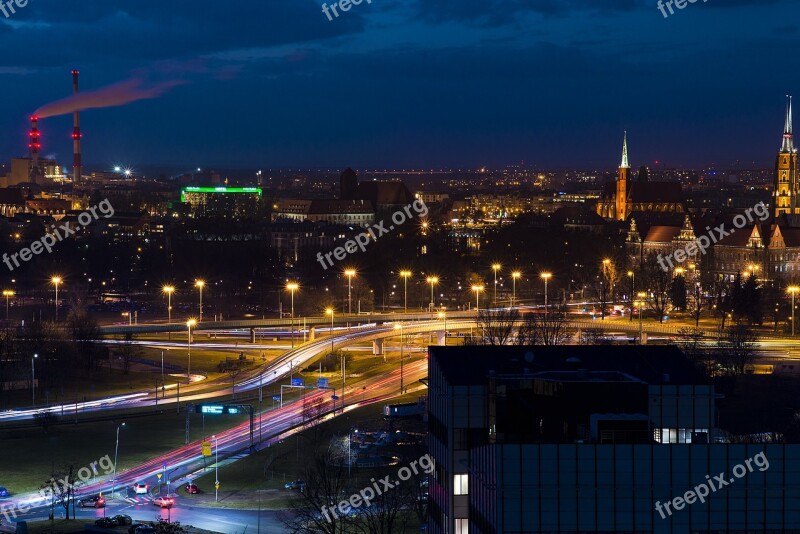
<box><xmin>782</xmin><ymin>95</ymin><xmax>795</xmax><ymax>154</ymax></box>
<box><xmin>620</xmin><ymin>131</ymin><xmax>630</xmax><ymax>169</ymax></box>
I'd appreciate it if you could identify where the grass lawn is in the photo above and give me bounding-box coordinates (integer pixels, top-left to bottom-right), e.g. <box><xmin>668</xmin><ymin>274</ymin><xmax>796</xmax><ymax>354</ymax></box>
<box><xmin>0</xmin><ymin>409</ymin><xmax>249</xmax><ymax>494</ymax></box>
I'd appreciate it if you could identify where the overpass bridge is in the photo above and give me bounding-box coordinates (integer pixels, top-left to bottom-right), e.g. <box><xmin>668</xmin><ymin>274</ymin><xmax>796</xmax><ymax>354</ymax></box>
<box><xmin>99</xmin><ymin>310</ymin><xmax>478</xmax><ymax>335</ymax></box>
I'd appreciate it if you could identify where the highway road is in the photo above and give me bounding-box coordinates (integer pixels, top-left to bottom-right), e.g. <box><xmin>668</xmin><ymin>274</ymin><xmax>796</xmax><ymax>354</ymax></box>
<box><xmin>3</xmin><ymin>358</ymin><xmax>428</xmax><ymax>533</ymax></box>
<box><xmin>0</xmin><ymin>319</ymin><xmax>468</xmax><ymax>422</ymax></box>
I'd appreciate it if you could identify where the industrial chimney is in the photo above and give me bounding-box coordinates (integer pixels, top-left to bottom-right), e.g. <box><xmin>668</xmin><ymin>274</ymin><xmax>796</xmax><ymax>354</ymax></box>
<box><xmin>28</xmin><ymin>115</ymin><xmax>41</xmax><ymax>184</ymax></box>
<box><xmin>71</xmin><ymin>69</ymin><xmax>82</xmax><ymax>183</ymax></box>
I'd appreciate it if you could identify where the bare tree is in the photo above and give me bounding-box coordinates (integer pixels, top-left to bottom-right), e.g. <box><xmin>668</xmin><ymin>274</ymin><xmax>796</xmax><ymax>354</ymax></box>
<box><xmin>688</xmin><ymin>284</ymin><xmax>704</xmax><ymax>328</ymax></box>
<box><xmin>517</xmin><ymin>309</ymin><xmax>571</xmax><ymax>346</ymax></box>
<box><xmin>117</xmin><ymin>332</ymin><xmax>139</xmax><ymax>375</ymax></box>
<box><xmin>42</xmin><ymin>465</ymin><xmax>78</xmax><ymax>520</ymax></box>
<box><xmin>717</xmin><ymin>325</ymin><xmax>758</xmax><ymax>375</ymax></box>
<box><xmin>675</xmin><ymin>327</ymin><xmax>712</xmax><ymax>375</ymax></box>
<box><xmin>474</xmin><ymin>308</ymin><xmax>519</xmax><ymax>345</ymax></box>
<box><xmin>642</xmin><ymin>254</ymin><xmax>671</xmax><ymax>323</ymax></box>
<box><xmin>280</xmin><ymin>445</ymin><xmax>353</xmax><ymax>534</ymax></box>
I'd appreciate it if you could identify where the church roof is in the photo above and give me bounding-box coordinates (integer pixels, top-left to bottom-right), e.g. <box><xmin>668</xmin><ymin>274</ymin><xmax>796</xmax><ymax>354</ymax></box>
<box><xmin>627</xmin><ymin>182</ymin><xmax>684</xmax><ymax>204</ymax></box>
<box><xmin>643</xmin><ymin>225</ymin><xmax>683</xmax><ymax>244</ymax></box>
<box><xmin>352</xmin><ymin>181</ymin><xmax>414</xmax><ymax>206</ymax></box>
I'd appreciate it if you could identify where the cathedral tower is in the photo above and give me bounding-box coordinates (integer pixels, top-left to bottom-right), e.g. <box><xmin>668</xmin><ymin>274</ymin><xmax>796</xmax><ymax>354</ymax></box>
<box><xmin>615</xmin><ymin>131</ymin><xmax>630</xmax><ymax>221</ymax></box>
<box><xmin>774</xmin><ymin>96</ymin><xmax>799</xmax><ymax>219</ymax></box>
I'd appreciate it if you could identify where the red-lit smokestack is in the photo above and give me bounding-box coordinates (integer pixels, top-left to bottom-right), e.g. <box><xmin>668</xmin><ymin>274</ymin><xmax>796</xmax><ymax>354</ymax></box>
<box><xmin>72</xmin><ymin>69</ymin><xmax>82</xmax><ymax>183</ymax></box>
<box><xmin>28</xmin><ymin>115</ymin><xmax>41</xmax><ymax>184</ymax></box>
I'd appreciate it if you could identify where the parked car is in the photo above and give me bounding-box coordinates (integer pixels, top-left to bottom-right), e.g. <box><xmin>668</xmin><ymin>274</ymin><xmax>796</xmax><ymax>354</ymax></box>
<box><xmin>132</xmin><ymin>482</ymin><xmax>148</xmax><ymax>495</ymax></box>
<box><xmin>184</xmin><ymin>483</ymin><xmax>199</xmax><ymax>494</ymax></box>
<box><xmin>284</xmin><ymin>480</ymin><xmax>305</xmax><ymax>491</ymax></box>
<box><xmin>129</xmin><ymin>525</ymin><xmax>156</xmax><ymax>534</ymax></box>
<box><xmin>152</xmin><ymin>496</ymin><xmax>174</xmax><ymax>508</ymax></box>
<box><xmin>78</xmin><ymin>495</ymin><xmax>105</xmax><ymax>508</ymax></box>
<box><xmin>95</xmin><ymin>517</ymin><xmax>115</xmax><ymax>528</ymax></box>
<box><xmin>0</xmin><ymin>487</ymin><xmax>9</xmax><ymax>498</ymax></box>
<box><xmin>113</xmin><ymin>514</ymin><xmax>133</xmax><ymax>526</ymax></box>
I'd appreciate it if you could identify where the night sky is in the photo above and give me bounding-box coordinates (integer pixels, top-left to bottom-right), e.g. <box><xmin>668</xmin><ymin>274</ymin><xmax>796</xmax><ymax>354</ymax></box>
<box><xmin>2</xmin><ymin>0</ymin><xmax>799</xmax><ymax>170</ymax></box>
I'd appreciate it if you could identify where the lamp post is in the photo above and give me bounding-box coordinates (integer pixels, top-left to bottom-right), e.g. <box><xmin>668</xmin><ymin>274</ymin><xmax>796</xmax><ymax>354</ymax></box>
<box><xmin>326</xmin><ymin>308</ymin><xmax>334</xmax><ymax>355</ymax></box>
<box><xmin>789</xmin><ymin>286</ymin><xmax>799</xmax><ymax>336</ymax></box>
<box><xmin>636</xmin><ymin>292</ymin><xmax>647</xmax><ymax>344</ymax></box>
<box><xmin>426</xmin><ymin>276</ymin><xmax>439</xmax><ymax>311</ymax></box>
<box><xmin>438</xmin><ymin>310</ymin><xmax>447</xmax><ymax>345</ymax></box>
<box><xmin>163</xmin><ymin>286</ymin><xmax>174</xmax><ymax>323</ymax></box>
<box><xmin>394</xmin><ymin>324</ymin><xmax>404</xmax><ymax>394</ymax></box>
<box><xmin>344</xmin><ymin>269</ymin><xmax>356</xmax><ymax>314</ymax></box>
<box><xmin>112</xmin><ymin>423</ymin><xmax>126</xmax><ymax>498</ymax></box>
<box><xmin>491</xmin><ymin>264</ymin><xmax>501</xmax><ymax>305</ymax></box>
<box><xmin>627</xmin><ymin>271</ymin><xmax>635</xmax><ymax>321</ymax></box>
<box><xmin>31</xmin><ymin>353</ymin><xmax>37</xmax><ymax>406</ymax></box>
<box><xmin>213</xmin><ymin>434</ymin><xmax>219</xmax><ymax>502</ymax></box>
<box><xmin>540</xmin><ymin>273</ymin><xmax>552</xmax><ymax>312</ymax></box>
<box><xmin>3</xmin><ymin>290</ymin><xmax>13</xmax><ymax>320</ymax></box>
<box><xmin>286</xmin><ymin>283</ymin><xmax>299</xmax><ymax>348</ymax></box>
<box><xmin>51</xmin><ymin>276</ymin><xmax>61</xmax><ymax>321</ymax></box>
<box><xmin>511</xmin><ymin>272</ymin><xmax>521</xmax><ymax>307</ymax></box>
<box><xmin>186</xmin><ymin>319</ymin><xmax>197</xmax><ymax>381</ymax></box>
<box><xmin>472</xmin><ymin>285</ymin><xmax>484</xmax><ymax>312</ymax></box>
<box><xmin>399</xmin><ymin>271</ymin><xmax>411</xmax><ymax>313</ymax></box>
<box><xmin>195</xmin><ymin>280</ymin><xmax>205</xmax><ymax>321</ymax></box>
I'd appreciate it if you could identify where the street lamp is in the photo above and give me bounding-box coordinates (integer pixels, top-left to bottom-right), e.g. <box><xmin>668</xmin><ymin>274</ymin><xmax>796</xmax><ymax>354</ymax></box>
<box><xmin>213</xmin><ymin>434</ymin><xmax>219</xmax><ymax>502</ymax></box>
<box><xmin>789</xmin><ymin>286</ymin><xmax>799</xmax><ymax>336</ymax></box>
<box><xmin>286</xmin><ymin>283</ymin><xmax>299</xmax><ymax>348</ymax></box>
<box><xmin>491</xmin><ymin>264</ymin><xmax>501</xmax><ymax>305</ymax></box>
<box><xmin>540</xmin><ymin>273</ymin><xmax>552</xmax><ymax>311</ymax></box>
<box><xmin>195</xmin><ymin>280</ymin><xmax>205</xmax><ymax>321</ymax></box>
<box><xmin>748</xmin><ymin>264</ymin><xmax>759</xmax><ymax>279</ymax></box>
<box><xmin>112</xmin><ymin>423</ymin><xmax>126</xmax><ymax>498</ymax></box>
<box><xmin>399</xmin><ymin>271</ymin><xmax>412</xmax><ymax>313</ymax></box>
<box><xmin>394</xmin><ymin>324</ymin><xmax>404</xmax><ymax>394</ymax></box>
<box><xmin>162</xmin><ymin>286</ymin><xmax>175</xmax><ymax>323</ymax></box>
<box><xmin>426</xmin><ymin>276</ymin><xmax>439</xmax><ymax>311</ymax></box>
<box><xmin>627</xmin><ymin>271</ymin><xmax>635</xmax><ymax>322</ymax></box>
<box><xmin>472</xmin><ymin>285</ymin><xmax>484</xmax><ymax>312</ymax></box>
<box><xmin>511</xmin><ymin>272</ymin><xmax>521</xmax><ymax>307</ymax></box>
<box><xmin>186</xmin><ymin>319</ymin><xmax>197</xmax><ymax>381</ymax></box>
<box><xmin>51</xmin><ymin>276</ymin><xmax>61</xmax><ymax>321</ymax></box>
<box><xmin>438</xmin><ymin>310</ymin><xmax>447</xmax><ymax>345</ymax></box>
<box><xmin>635</xmin><ymin>292</ymin><xmax>647</xmax><ymax>344</ymax></box>
<box><xmin>344</xmin><ymin>269</ymin><xmax>356</xmax><ymax>314</ymax></box>
<box><xmin>3</xmin><ymin>290</ymin><xmax>13</xmax><ymax>320</ymax></box>
<box><xmin>326</xmin><ymin>308</ymin><xmax>335</xmax><ymax>355</ymax></box>
<box><xmin>31</xmin><ymin>353</ymin><xmax>37</xmax><ymax>406</ymax></box>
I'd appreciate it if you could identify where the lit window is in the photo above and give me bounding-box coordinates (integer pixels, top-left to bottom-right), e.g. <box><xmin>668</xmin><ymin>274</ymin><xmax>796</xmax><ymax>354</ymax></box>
<box><xmin>455</xmin><ymin>518</ymin><xmax>469</xmax><ymax>533</ymax></box>
<box><xmin>454</xmin><ymin>474</ymin><xmax>468</xmax><ymax>495</ymax></box>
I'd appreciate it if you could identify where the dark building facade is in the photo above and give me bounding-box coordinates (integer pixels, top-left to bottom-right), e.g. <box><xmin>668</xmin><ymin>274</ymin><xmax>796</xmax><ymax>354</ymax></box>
<box><xmin>427</xmin><ymin>345</ymin><xmax>800</xmax><ymax>534</ymax></box>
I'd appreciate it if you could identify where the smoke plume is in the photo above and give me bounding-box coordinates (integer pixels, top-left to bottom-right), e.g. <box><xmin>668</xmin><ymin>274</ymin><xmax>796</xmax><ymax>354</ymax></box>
<box><xmin>34</xmin><ymin>77</ymin><xmax>184</xmax><ymax>118</ymax></box>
